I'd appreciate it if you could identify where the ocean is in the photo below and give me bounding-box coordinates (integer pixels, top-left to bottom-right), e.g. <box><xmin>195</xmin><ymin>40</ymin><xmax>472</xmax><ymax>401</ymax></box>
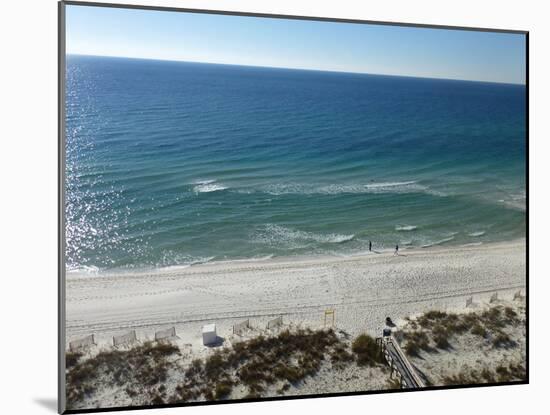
<box><xmin>65</xmin><ymin>55</ymin><xmax>526</xmax><ymax>273</ymax></box>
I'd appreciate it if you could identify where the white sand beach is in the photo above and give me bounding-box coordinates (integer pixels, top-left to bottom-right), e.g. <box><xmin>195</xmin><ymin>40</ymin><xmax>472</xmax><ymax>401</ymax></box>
<box><xmin>66</xmin><ymin>239</ymin><xmax>526</xmax><ymax>352</ymax></box>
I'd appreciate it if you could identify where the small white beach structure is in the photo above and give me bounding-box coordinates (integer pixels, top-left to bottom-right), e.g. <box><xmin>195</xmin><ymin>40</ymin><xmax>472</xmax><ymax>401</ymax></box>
<box><xmin>202</xmin><ymin>323</ymin><xmax>217</xmax><ymax>345</ymax></box>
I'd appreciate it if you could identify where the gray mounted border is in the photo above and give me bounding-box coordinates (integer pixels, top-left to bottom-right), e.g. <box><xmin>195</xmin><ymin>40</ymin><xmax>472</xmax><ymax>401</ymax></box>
<box><xmin>58</xmin><ymin>2</ymin><xmax>66</xmax><ymax>413</ymax></box>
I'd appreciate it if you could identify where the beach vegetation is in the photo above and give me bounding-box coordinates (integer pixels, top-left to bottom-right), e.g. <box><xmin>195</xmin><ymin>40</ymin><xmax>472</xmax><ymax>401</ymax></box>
<box><xmin>151</xmin><ymin>394</ymin><xmax>165</xmax><ymax>405</ymax></box>
<box><xmin>503</xmin><ymin>306</ymin><xmax>519</xmax><ymax>324</ymax></box>
<box><xmin>214</xmin><ymin>379</ymin><xmax>233</xmax><ymax>399</ymax></box>
<box><xmin>432</xmin><ymin>325</ymin><xmax>451</xmax><ymax>349</ymax></box>
<box><xmin>491</xmin><ymin>331</ymin><xmax>516</xmax><ymax>349</ymax></box>
<box><xmin>418</xmin><ymin>310</ymin><xmax>468</xmax><ymax>336</ymax></box>
<box><xmin>351</xmin><ymin>334</ymin><xmax>384</xmax><ymax>366</ymax></box>
<box><xmin>66</xmin><ymin>341</ymin><xmax>180</xmax><ymax>408</ymax></box>
<box><xmin>442</xmin><ymin>360</ymin><xmax>526</xmax><ymax>385</ymax></box>
<box><xmin>277</xmin><ymin>382</ymin><xmax>292</xmax><ymax>394</ymax></box>
<box><xmin>66</xmin><ymin>303</ymin><xmax>524</xmax><ymax>408</ymax></box>
<box><xmin>399</xmin><ymin>303</ymin><xmax>525</xmax><ymax>387</ymax></box>
<box><xmin>175</xmin><ymin>328</ymin><xmax>350</xmax><ymax>402</ymax></box>
<box><xmin>417</xmin><ymin>310</ymin><xmax>448</xmax><ymax>328</ymax></box>
<box><xmin>330</xmin><ymin>343</ymin><xmax>355</xmax><ymax>368</ymax></box>
<box><xmin>66</xmin><ymin>351</ymin><xmax>83</xmax><ymax>369</ymax></box>
<box><xmin>401</xmin><ymin>304</ymin><xmax>523</xmax><ymax>356</ymax></box>
<box><xmin>404</xmin><ymin>341</ymin><xmax>421</xmax><ymax>357</ymax></box>
<box><xmin>402</xmin><ymin>331</ymin><xmax>431</xmax><ymax>356</ymax></box>
<box><xmin>470</xmin><ymin>324</ymin><xmax>487</xmax><ymax>338</ymax></box>
<box><xmin>480</xmin><ymin>307</ymin><xmax>507</xmax><ymax>331</ymax></box>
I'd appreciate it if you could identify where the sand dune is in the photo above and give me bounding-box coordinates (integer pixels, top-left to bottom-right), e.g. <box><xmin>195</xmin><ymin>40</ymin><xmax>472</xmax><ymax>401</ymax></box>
<box><xmin>65</xmin><ymin>239</ymin><xmax>526</xmax><ymax>350</ymax></box>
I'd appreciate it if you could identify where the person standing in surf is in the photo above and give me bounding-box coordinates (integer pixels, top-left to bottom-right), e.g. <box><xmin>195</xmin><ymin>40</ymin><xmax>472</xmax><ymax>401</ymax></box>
<box><xmin>369</xmin><ymin>240</ymin><xmax>372</xmax><ymax>251</ymax></box>
<box><xmin>394</xmin><ymin>244</ymin><xmax>399</xmax><ymax>256</ymax></box>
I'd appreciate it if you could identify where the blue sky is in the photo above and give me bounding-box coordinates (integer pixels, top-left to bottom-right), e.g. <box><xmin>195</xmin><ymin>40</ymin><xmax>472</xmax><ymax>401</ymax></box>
<box><xmin>66</xmin><ymin>4</ymin><xmax>526</xmax><ymax>84</ymax></box>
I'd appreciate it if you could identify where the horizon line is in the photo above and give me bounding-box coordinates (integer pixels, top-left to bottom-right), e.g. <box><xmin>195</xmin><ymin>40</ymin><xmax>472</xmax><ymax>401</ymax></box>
<box><xmin>67</xmin><ymin>53</ymin><xmax>526</xmax><ymax>86</ymax></box>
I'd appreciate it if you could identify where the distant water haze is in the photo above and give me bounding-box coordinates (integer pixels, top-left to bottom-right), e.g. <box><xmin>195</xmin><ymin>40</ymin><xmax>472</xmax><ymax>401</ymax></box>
<box><xmin>65</xmin><ymin>55</ymin><xmax>526</xmax><ymax>273</ymax></box>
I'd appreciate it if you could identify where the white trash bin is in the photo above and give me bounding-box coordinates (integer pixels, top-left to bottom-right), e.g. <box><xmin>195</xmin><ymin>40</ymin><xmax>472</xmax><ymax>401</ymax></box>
<box><xmin>202</xmin><ymin>323</ymin><xmax>217</xmax><ymax>345</ymax></box>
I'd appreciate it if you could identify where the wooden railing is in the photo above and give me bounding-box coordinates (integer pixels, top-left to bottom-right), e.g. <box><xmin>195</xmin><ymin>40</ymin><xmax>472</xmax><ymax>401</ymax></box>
<box><xmin>376</xmin><ymin>335</ymin><xmax>425</xmax><ymax>389</ymax></box>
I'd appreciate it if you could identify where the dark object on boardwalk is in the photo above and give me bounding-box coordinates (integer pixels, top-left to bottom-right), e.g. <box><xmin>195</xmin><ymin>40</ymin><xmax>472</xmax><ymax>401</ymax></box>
<box><xmin>386</xmin><ymin>317</ymin><xmax>395</xmax><ymax>327</ymax></box>
<box><xmin>383</xmin><ymin>328</ymin><xmax>392</xmax><ymax>337</ymax></box>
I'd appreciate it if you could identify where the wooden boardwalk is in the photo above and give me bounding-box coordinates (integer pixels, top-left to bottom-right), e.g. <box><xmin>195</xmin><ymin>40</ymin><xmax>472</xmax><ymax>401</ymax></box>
<box><xmin>376</xmin><ymin>335</ymin><xmax>425</xmax><ymax>389</ymax></box>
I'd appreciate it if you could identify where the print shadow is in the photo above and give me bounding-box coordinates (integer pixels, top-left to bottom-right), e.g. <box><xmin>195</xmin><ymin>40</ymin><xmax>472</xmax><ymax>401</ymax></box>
<box><xmin>34</xmin><ymin>398</ymin><xmax>57</xmax><ymax>413</ymax></box>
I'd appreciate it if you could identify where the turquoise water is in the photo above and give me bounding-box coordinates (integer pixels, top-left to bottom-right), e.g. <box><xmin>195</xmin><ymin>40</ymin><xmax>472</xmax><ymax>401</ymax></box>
<box><xmin>65</xmin><ymin>55</ymin><xmax>526</xmax><ymax>273</ymax></box>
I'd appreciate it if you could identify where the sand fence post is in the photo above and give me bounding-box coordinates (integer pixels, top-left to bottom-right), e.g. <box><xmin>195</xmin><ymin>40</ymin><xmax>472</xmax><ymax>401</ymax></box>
<box><xmin>155</xmin><ymin>327</ymin><xmax>176</xmax><ymax>341</ymax></box>
<box><xmin>113</xmin><ymin>330</ymin><xmax>137</xmax><ymax>347</ymax></box>
<box><xmin>233</xmin><ymin>319</ymin><xmax>250</xmax><ymax>336</ymax></box>
<box><xmin>266</xmin><ymin>316</ymin><xmax>283</xmax><ymax>330</ymax></box>
<box><xmin>324</xmin><ymin>309</ymin><xmax>335</xmax><ymax>327</ymax></box>
<box><xmin>69</xmin><ymin>334</ymin><xmax>96</xmax><ymax>352</ymax></box>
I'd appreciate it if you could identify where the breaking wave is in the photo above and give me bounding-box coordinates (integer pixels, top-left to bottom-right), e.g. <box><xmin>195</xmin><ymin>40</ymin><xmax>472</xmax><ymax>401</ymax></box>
<box><xmin>161</xmin><ymin>255</ymin><xmax>216</xmax><ymax>271</ymax></box>
<box><xmin>364</xmin><ymin>181</ymin><xmax>417</xmax><ymax>189</ymax></box>
<box><xmin>250</xmin><ymin>180</ymin><xmax>446</xmax><ymax>197</ymax></box>
<box><xmin>254</xmin><ymin>224</ymin><xmax>355</xmax><ymax>248</ymax></box>
<box><xmin>396</xmin><ymin>225</ymin><xmax>418</xmax><ymax>231</ymax></box>
<box><xmin>421</xmin><ymin>236</ymin><xmax>455</xmax><ymax>248</ymax></box>
<box><xmin>461</xmin><ymin>242</ymin><xmax>483</xmax><ymax>247</ymax></box>
<box><xmin>192</xmin><ymin>179</ymin><xmax>228</xmax><ymax>193</ymax></box>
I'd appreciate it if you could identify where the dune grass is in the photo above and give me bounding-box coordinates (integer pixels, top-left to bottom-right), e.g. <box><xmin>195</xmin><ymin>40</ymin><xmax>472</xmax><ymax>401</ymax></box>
<box><xmin>442</xmin><ymin>360</ymin><xmax>526</xmax><ymax>385</ymax></box>
<box><xmin>399</xmin><ymin>304</ymin><xmax>524</xmax><ymax>357</ymax></box>
<box><xmin>351</xmin><ymin>334</ymin><xmax>385</xmax><ymax>366</ymax></box>
<box><xmin>66</xmin><ymin>341</ymin><xmax>180</xmax><ymax>408</ymax></box>
<box><xmin>173</xmin><ymin>328</ymin><xmax>353</xmax><ymax>402</ymax></box>
<box><xmin>66</xmin><ymin>327</ymin><xmax>366</xmax><ymax>408</ymax></box>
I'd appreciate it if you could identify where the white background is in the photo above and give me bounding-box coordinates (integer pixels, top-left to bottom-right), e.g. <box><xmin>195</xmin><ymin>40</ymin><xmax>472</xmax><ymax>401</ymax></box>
<box><xmin>0</xmin><ymin>0</ymin><xmax>545</xmax><ymax>413</ymax></box>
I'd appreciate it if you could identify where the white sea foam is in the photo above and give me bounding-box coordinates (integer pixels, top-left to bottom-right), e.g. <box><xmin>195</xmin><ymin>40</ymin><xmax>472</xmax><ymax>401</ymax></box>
<box><xmin>69</xmin><ymin>256</ymin><xmax>218</xmax><ymax>277</ymax></box>
<box><xmin>326</xmin><ymin>234</ymin><xmax>356</xmax><ymax>243</ymax></box>
<box><xmin>395</xmin><ymin>225</ymin><xmax>418</xmax><ymax>231</ymax></box>
<box><xmin>193</xmin><ymin>179</ymin><xmax>216</xmax><ymax>185</ymax></box>
<box><xmin>255</xmin><ymin>224</ymin><xmax>355</xmax><ymax>247</ymax></box>
<box><xmin>502</xmin><ymin>198</ymin><xmax>526</xmax><ymax>212</ymax></box>
<box><xmin>67</xmin><ymin>265</ymin><xmax>100</xmax><ymax>275</ymax></box>
<box><xmin>162</xmin><ymin>256</ymin><xmax>216</xmax><ymax>271</ymax></box>
<box><xmin>468</xmin><ymin>231</ymin><xmax>486</xmax><ymax>237</ymax></box>
<box><xmin>364</xmin><ymin>181</ymin><xmax>417</xmax><ymax>189</ymax></box>
<box><xmin>258</xmin><ymin>180</ymin><xmax>445</xmax><ymax>197</ymax></box>
<box><xmin>461</xmin><ymin>242</ymin><xmax>483</xmax><ymax>247</ymax></box>
<box><xmin>421</xmin><ymin>236</ymin><xmax>455</xmax><ymax>248</ymax></box>
<box><xmin>493</xmin><ymin>188</ymin><xmax>526</xmax><ymax>211</ymax></box>
<box><xmin>191</xmin><ymin>178</ymin><xmax>228</xmax><ymax>193</ymax></box>
<box><xmin>240</xmin><ymin>254</ymin><xmax>275</xmax><ymax>262</ymax></box>
<box><xmin>193</xmin><ymin>182</ymin><xmax>227</xmax><ymax>193</ymax></box>
<box><xmin>209</xmin><ymin>254</ymin><xmax>275</xmax><ymax>265</ymax></box>
<box><xmin>188</xmin><ymin>256</ymin><xmax>216</xmax><ymax>265</ymax></box>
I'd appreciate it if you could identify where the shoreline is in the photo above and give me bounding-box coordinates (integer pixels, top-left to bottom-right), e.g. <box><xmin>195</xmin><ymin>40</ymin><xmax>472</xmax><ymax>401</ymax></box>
<box><xmin>66</xmin><ymin>237</ymin><xmax>526</xmax><ymax>280</ymax></box>
<box><xmin>66</xmin><ymin>238</ymin><xmax>526</xmax><ymax>350</ymax></box>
